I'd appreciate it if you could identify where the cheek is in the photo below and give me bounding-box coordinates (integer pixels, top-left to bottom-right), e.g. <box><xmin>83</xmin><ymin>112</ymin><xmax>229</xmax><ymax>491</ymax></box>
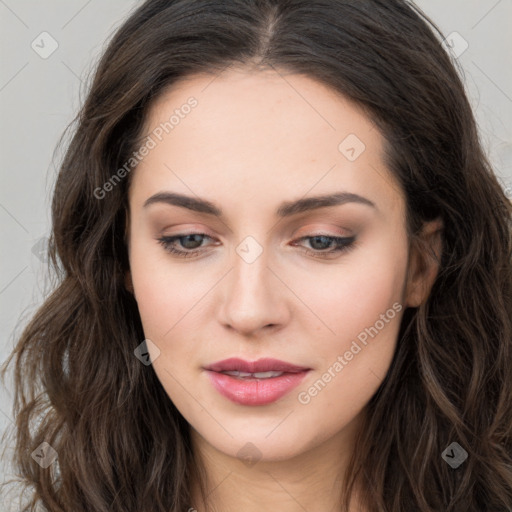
<box><xmin>292</xmin><ymin>235</ymin><xmax>407</xmax><ymax>407</ymax></box>
<box><xmin>294</xmin><ymin>285</ymin><xmax>404</xmax><ymax>439</ymax></box>
<box><xmin>294</xmin><ymin>233</ymin><xmax>408</xmax><ymax>341</ymax></box>
<box><xmin>128</xmin><ymin>240</ymin><xmax>202</xmax><ymax>340</ymax></box>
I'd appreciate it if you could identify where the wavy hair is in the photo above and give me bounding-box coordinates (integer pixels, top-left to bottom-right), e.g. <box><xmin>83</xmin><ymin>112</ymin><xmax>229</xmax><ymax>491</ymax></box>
<box><xmin>2</xmin><ymin>0</ymin><xmax>511</xmax><ymax>510</ymax></box>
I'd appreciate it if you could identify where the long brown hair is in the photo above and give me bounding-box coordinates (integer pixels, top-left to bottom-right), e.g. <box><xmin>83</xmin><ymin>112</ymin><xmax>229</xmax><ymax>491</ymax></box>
<box><xmin>2</xmin><ymin>1</ymin><xmax>511</xmax><ymax>510</ymax></box>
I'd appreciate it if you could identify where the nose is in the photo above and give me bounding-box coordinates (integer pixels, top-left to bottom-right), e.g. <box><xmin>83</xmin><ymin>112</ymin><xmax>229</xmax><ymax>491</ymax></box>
<box><xmin>217</xmin><ymin>246</ymin><xmax>290</xmax><ymax>337</ymax></box>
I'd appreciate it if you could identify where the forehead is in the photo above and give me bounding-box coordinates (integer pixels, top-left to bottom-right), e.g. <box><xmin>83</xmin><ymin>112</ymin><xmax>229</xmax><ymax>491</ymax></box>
<box><xmin>144</xmin><ymin>66</ymin><xmax>377</xmax><ymax>145</ymax></box>
<box><xmin>130</xmin><ymin>67</ymin><xmax>404</xmax><ymax>218</ymax></box>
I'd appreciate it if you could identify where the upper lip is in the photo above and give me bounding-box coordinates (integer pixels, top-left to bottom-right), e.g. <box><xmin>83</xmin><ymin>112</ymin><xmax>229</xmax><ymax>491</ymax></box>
<box><xmin>204</xmin><ymin>357</ymin><xmax>310</xmax><ymax>373</ymax></box>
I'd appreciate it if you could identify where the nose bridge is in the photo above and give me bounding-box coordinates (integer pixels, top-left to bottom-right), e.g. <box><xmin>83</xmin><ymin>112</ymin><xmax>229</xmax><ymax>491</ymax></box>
<box><xmin>218</xmin><ymin>234</ymin><xmax>288</xmax><ymax>334</ymax></box>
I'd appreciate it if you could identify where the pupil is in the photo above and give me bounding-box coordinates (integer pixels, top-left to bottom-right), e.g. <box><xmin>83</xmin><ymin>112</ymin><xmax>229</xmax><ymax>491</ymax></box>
<box><xmin>310</xmin><ymin>235</ymin><xmax>331</xmax><ymax>250</ymax></box>
<box><xmin>182</xmin><ymin>234</ymin><xmax>203</xmax><ymax>249</ymax></box>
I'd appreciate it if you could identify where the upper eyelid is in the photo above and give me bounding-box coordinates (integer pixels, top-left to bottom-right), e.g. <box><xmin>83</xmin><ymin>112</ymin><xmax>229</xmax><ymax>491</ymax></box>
<box><xmin>159</xmin><ymin>231</ymin><xmax>351</xmax><ymax>240</ymax></box>
<box><xmin>149</xmin><ymin>210</ymin><xmax>363</xmax><ymax>238</ymax></box>
<box><xmin>158</xmin><ymin>222</ymin><xmax>354</xmax><ymax>238</ymax></box>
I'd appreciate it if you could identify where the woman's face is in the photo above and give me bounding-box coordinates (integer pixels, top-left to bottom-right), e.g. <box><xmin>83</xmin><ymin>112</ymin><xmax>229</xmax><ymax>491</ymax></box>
<box><xmin>126</xmin><ymin>67</ymin><xmax>432</xmax><ymax>464</ymax></box>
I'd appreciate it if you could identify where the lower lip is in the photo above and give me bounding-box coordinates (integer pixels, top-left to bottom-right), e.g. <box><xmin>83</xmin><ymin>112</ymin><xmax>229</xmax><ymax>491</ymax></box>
<box><xmin>205</xmin><ymin>370</ymin><xmax>310</xmax><ymax>406</ymax></box>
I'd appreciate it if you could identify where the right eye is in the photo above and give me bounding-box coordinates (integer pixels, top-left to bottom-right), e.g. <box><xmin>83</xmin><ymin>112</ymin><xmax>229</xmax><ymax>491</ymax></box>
<box><xmin>156</xmin><ymin>233</ymin><xmax>214</xmax><ymax>258</ymax></box>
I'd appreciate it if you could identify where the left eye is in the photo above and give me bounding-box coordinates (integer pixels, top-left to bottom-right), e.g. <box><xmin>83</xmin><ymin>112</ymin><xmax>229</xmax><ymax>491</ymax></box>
<box><xmin>291</xmin><ymin>234</ymin><xmax>357</xmax><ymax>258</ymax></box>
<box><xmin>156</xmin><ymin>233</ymin><xmax>356</xmax><ymax>259</ymax></box>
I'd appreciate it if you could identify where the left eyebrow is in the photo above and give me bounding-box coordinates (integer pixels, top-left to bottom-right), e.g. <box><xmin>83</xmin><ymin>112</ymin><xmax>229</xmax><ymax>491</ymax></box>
<box><xmin>143</xmin><ymin>191</ymin><xmax>377</xmax><ymax>217</ymax></box>
<box><xmin>276</xmin><ymin>192</ymin><xmax>376</xmax><ymax>216</ymax></box>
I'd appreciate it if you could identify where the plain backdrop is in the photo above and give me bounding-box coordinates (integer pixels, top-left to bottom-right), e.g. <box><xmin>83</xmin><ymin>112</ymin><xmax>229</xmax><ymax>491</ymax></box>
<box><xmin>1</xmin><ymin>0</ymin><xmax>511</xmax><ymax>506</ymax></box>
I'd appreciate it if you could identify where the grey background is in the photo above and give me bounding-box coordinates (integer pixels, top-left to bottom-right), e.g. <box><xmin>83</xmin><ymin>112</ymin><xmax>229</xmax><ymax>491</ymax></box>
<box><xmin>1</xmin><ymin>0</ymin><xmax>511</xmax><ymax>506</ymax></box>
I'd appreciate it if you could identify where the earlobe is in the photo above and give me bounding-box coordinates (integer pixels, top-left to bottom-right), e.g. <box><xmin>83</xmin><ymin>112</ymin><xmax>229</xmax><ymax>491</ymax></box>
<box><xmin>404</xmin><ymin>218</ymin><xmax>443</xmax><ymax>308</ymax></box>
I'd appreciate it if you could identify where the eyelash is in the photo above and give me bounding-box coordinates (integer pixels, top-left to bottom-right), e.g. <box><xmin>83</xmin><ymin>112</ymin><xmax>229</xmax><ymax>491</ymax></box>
<box><xmin>156</xmin><ymin>233</ymin><xmax>357</xmax><ymax>260</ymax></box>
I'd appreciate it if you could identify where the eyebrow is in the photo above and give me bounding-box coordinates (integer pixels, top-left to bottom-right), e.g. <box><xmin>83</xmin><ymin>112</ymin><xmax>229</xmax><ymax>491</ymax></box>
<box><xmin>143</xmin><ymin>191</ymin><xmax>376</xmax><ymax>217</ymax></box>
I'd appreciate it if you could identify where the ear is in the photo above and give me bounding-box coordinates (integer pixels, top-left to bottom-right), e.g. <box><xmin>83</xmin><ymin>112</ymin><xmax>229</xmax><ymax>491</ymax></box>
<box><xmin>404</xmin><ymin>218</ymin><xmax>443</xmax><ymax>308</ymax></box>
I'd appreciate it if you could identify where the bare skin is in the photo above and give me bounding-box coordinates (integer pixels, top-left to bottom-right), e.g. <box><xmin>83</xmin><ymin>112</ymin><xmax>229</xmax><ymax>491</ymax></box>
<box><xmin>125</xmin><ymin>66</ymin><xmax>442</xmax><ymax>512</ymax></box>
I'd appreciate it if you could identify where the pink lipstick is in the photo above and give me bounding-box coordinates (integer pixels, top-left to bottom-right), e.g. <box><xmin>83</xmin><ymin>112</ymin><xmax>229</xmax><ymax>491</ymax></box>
<box><xmin>204</xmin><ymin>357</ymin><xmax>310</xmax><ymax>406</ymax></box>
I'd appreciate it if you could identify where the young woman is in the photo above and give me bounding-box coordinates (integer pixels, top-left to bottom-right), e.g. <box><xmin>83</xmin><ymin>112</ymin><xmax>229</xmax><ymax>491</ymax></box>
<box><xmin>2</xmin><ymin>1</ymin><xmax>511</xmax><ymax>511</ymax></box>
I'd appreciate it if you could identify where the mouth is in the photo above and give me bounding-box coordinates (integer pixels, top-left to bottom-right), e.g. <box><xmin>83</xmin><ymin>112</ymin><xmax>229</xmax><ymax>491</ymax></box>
<box><xmin>203</xmin><ymin>357</ymin><xmax>311</xmax><ymax>406</ymax></box>
<box><xmin>215</xmin><ymin>370</ymin><xmax>292</xmax><ymax>380</ymax></box>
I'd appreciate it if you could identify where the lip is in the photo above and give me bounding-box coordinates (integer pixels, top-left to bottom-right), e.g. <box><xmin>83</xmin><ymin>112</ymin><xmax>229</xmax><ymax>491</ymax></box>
<box><xmin>203</xmin><ymin>358</ymin><xmax>311</xmax><ymax>406</ymax></box>
<box><xmin>204</xmin><ymin>357</ymin><xmax>310</xmax><ymax>373</ymax></box>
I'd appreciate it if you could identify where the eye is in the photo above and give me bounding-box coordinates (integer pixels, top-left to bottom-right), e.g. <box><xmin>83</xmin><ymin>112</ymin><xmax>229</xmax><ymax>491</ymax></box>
<box><xmin>292</xmin><ymin>234</ymin><xmax>357</xmax><ymax>259</ymax></box>
<box><xmin>156</xmin><ymin>233</ymin><xmax>357</xmax><ymax>259</ymax></box>
<box><xmin>157</xmin><ymin>233</ymin><xmax>213</xmax><ymax>258</ymax></box>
